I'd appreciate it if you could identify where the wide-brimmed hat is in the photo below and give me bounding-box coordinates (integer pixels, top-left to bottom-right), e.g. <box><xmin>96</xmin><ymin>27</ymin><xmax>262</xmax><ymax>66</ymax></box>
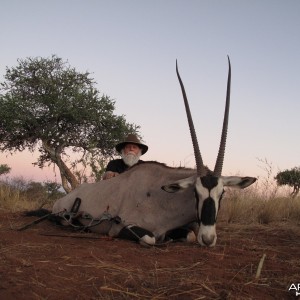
<box><xmin>115</xmin><ymin>134</ymin><xmax>148</xmax><ymax>155</ymax></box>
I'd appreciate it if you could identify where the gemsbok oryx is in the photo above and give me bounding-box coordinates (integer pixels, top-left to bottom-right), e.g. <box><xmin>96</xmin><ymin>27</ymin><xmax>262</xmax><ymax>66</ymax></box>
<box><xmin>33</xmin><ymin>57</ymin><xmax>256</xmax><ymax>247</ymax></box>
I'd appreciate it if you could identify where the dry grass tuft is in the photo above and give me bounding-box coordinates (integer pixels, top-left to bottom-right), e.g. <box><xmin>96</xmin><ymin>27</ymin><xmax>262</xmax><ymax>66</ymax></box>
<box><xmin>0</xmin><ymin>177</ymin><xmax>58</xmax><ymax>212</ymax></box>
<box><xmin>0</xmin><ymin>182</ymin><xmax>39</xmax><ymax>212</ymax></box>
<box><xmin>219</xmin><ymin>189</ymin><xmax>300</xmax><ymax>225</ymax></box>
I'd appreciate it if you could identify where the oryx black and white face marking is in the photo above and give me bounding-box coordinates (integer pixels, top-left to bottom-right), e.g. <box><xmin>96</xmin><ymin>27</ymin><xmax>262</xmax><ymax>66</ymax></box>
<box><xmin>162</xmin><ymin>175</ymin><xmax>222</xmax><ymax>247</ymax></box>
<box><xmin>162</xmin><ymin>175</ymin><xmax>256</xmax><ymax>247</ymax></box>
<box><xmin>194</xmin><ymin>176</ymin><xmax>224</xmax><ymax>247</ymax></box>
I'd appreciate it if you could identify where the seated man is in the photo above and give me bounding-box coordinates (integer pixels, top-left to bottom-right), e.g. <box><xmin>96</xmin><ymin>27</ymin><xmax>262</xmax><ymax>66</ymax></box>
<box><xmin>103</xmin><ymin>134</ymin><xmax>148</xmax><ymax>180</ymax></box>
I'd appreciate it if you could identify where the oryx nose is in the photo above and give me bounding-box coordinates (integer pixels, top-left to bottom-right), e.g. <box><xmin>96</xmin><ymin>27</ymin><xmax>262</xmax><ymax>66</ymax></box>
<box><xmin>201</xmin><ymin>235</ymin><xmax>215</xmax><ymax>247</ymax></box>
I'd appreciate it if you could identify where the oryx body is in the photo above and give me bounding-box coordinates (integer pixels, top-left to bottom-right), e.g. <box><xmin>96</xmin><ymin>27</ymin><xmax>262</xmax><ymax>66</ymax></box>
<box><xmin>52</xmin><ymin>161</ymin><xmax>255</xmax><ymax>246</ymax></box>
<box><xmin>51</xmin><ymin>57</ymin><xmax>257</xmax><ymax>247</ymax></box>
<box><xmin>52</xmin><ymin>162</ymin><xmax>197</xmax><ymax>243</ymax></box>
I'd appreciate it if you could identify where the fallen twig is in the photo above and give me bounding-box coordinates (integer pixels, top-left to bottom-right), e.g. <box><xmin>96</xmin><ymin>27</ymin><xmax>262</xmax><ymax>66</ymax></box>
<box><xmin>40</xmin><ymin>232</ymin><xmax>113</xmax><ymax>240</ymax></box>
<box><xmin>255</xmin><ymin>253</ymin><xmax>266</xmax><ymax>279</ymax></box>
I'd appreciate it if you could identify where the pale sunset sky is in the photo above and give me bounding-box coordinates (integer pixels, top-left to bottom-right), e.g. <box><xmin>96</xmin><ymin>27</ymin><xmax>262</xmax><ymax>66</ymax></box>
<box><xmin>0</xmin><ymin>0</ymin><xmax>299</xmax><ymax>183</ymax></box>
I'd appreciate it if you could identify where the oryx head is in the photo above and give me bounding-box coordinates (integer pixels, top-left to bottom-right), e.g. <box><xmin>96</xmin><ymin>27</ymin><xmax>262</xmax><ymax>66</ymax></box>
<box><xmin>162</xmin><ymin>57</ymin><xmax>256</xmax><ymax>247</ymax></box>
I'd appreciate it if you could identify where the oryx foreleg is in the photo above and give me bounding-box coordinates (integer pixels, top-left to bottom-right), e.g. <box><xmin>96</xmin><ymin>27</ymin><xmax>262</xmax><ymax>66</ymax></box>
<box><xmin>166</xmin><ymin>222</ymin><xmax>199</xmax><ymax>243</ymax></box>
<box><xmin>117</xmin><ymin>224</ymin><xmax>156</xmax><ymax>246</ymax></box>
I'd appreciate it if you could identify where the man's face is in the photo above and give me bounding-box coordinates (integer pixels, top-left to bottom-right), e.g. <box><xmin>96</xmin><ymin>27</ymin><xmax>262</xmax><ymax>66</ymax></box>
<box><xmin>123</xmin><ymin>143</ymin><xmax>141</xmax><ymax>155</ymax></box>
<box><xmin>122</xmin><ymin>143</ymin><xmax>142</xmax><ymax>167</ymax></box>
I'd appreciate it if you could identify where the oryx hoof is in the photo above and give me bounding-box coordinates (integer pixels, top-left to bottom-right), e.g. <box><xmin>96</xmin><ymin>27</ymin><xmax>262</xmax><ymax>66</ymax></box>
<box><xmin>186</xmin><ymin>230</ymin><xmax>197</xmax><ymax>243</ymax></box>
<box><xmin>140</xmin><ymin>235</ymin><xmax>156</xmax><ymax>246</ymax></box>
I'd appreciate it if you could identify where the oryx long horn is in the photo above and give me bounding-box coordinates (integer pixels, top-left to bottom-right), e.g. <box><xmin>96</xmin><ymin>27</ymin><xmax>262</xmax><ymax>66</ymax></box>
<box><xmin>176</xmin><ymin>60</ymin><xmax>205</xmax><ymax>176</ymax></box>
<box><xmin>213</xmin><ymin>56</ymin><xmax>231</xmax><ymax>176</ymax></box>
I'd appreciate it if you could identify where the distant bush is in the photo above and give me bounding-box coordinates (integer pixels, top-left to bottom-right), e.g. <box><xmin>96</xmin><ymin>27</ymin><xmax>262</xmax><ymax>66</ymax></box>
<box><xmin>275</xmin><ymin>167</ymin><xmax>300</xmax><ymax>198</ymax></box>
<box><xmin>0</xmin><ymin>164</ymin><xmax>11</xmax><ymax>176</ymax></box>
<box><xmin>0</xmin><ymin>177</ymin><xmax>65</xmax><ymax>212</ymax></box>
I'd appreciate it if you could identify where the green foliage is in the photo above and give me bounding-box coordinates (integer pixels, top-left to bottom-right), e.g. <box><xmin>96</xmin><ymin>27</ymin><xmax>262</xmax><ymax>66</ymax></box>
<box><xmin>0</xmin><ymin>164</ymin><xmax>11</xmax><ymax>176</ymax></box>
<box><xmin>275</xmin><ymin>167</ymin><xmax>300</xmax><ymax>197</ymax></box>
<box><xmin>0</xmin><ymin>55</ymin><xmax>139</xmax><ymax>189</ymax></box>
<box><xmin>0</xmin><ymin>54</ymin><xmax>138</xmax><ymax>157</ymax></box>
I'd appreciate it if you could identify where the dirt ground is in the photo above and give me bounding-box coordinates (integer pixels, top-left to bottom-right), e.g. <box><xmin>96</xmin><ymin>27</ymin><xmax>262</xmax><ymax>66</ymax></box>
<box><xmin>0</xmin><ymin>210</ymin><xmax>300</xmax><ymax>300</ymax></box>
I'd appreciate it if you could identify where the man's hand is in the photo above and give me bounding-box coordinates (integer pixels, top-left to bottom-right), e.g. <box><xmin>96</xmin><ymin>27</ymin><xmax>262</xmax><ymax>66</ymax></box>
<box><xmin>103</xmin><ymin>171</ymin><xmax>119</xmax><ymax>180</ymax></box>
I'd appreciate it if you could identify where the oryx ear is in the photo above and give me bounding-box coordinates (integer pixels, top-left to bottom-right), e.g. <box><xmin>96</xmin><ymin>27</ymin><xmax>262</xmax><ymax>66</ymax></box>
<box><xmin>222</xmin><ymin>176</ymin><xmax>257</xmax><ymax>189</ymax></box>
<box><xmin>161</xmin><ymin>176</ymin><xmax>196</xmax><ymax>193</ymax></box>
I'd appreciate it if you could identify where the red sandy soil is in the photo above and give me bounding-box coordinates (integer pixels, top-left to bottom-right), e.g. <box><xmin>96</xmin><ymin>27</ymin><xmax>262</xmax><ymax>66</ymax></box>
<box><xmin>0</xmin><ymin>210</ymin><xmax>300</xmax><ymax>300</ymax></box>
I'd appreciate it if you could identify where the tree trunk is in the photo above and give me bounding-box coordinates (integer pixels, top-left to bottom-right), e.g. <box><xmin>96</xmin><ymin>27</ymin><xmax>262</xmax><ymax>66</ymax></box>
<box><xmin>42</xmin><ymin>140</ymin><xmax>79</xmax><ymax>193</ymax></box>
<box><xmin>291</xmin><ymin>186</ymin><xmax>300</xmax><ymax>198</ymax></box>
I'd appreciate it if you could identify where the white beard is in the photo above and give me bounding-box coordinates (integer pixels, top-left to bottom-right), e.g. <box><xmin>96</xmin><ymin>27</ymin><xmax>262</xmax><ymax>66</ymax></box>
<box><xmin>121</xmin><ymin>151</ymin><xmax>141</xmax><ymax>167</ymax></box>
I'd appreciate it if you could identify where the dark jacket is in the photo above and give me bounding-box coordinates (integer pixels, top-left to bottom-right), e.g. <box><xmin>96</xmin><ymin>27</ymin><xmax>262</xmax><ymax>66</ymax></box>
<box><xmin>105</xmin><ymin>159</ymin><xmax>144</xmax><ymax>174</ymax></box>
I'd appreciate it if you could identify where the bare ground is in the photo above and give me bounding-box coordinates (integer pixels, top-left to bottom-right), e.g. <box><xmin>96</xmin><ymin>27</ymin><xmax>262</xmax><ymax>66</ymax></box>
<box><xmin>0</xmin><ymin>210</ymin><xmax>300</xmax><ymax>300</ymax></box>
